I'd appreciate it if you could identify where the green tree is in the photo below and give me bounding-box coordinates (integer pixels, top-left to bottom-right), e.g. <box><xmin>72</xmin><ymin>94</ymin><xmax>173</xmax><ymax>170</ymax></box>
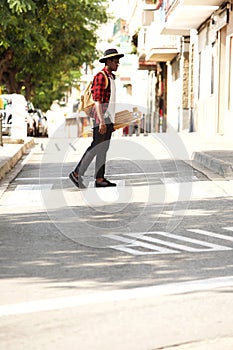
<box><xmin>0</xmin><ymin>0</ymin><xmax>108</xmax><ymax>111</ymax></box>
<box><xmin>3</xmin><ymin>0</ymin><xmax>38</xmax><ymax>14</ymax></box>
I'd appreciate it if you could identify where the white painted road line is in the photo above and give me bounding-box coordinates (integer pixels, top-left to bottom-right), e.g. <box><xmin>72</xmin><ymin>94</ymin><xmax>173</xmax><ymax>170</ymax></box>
<box><xmin>105</xmin><ymin>229</ymin><xmax>232</xmax><ymax>256</ymax></box>
<box><xmin>2</xmin><ymin>184</ymin><xmax>53</xmax><ymax>206</ymax></box>
<box><xmin>1</xmin><ymin>276</ymin><xmax>233</xmax><ymax>317</ymax></box>
<box><xmin>15</xmin><ymin>177</ymin><xmax>68</xmax><ymax>181</ymax></box>
<box><xmin>14</xmin><ymin>171</ymin><xmax>189</xmax><ymax>181</ymax></box>
<box><xmin>161</xmin><ymin>176</ymin><xmax>198</xmax><ymax>184</ymax></box>
<box><xmin>223</xmin><ymin>227</ymin><xmax>233</xmax><ymax>232</ymax></box>
<box><xmin>109</xmin><ymin>244</ymin><xmax>177</xmax><ymax>256</ymax></box>
<box><xmin>188</xmin><ymin>229</ymin><xmax>233</xmax><ymax>242</ymax></box>
<box><xmin>105</xmin><ymin>233</ymin><xmax>178</xmax><ymax>255</ymax></box>
<box><xmin>125</xmin><ymin>231</ymin><xmax>230</xmax><ymax>252</ymax></box>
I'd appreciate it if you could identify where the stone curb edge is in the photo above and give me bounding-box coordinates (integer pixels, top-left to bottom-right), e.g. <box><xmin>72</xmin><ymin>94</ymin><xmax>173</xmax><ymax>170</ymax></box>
<box><xmin>192</xmin><ymin>151</ymin><xmax>233</xmax><ymax>178</ymax></box>
<box><xmin>0</xmin><ymin>138</ymin><xmax>35</xmax><ymax>181</ymax></box>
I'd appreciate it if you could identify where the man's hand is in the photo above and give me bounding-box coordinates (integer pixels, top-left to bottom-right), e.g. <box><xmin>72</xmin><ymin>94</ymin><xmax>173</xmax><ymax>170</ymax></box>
<box><xmin>99</xmin><ymin>121</ymin><xmax>106</xmax><ymax>134</ymax></box>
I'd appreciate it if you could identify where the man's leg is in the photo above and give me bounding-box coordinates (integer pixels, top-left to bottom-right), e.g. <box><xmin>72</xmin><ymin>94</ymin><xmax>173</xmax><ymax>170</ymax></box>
<box><xmin>70</xmin><ymin>122</ymin><xmax>115</xmax><ymax>187</ymax></box>
<box><xmin>95</xmin><ymin>123</ymin><xmax>113</xmax><ymax>179</ymax></box>
<box><xmin>74</xmin><ymin>125</ymin><xmax>101</xmax><ymax>176</ymax></box>
<box><xmin>69</xmin><ymin>126</ymin><xmax>101</xmax><ymax>188</ymax></box>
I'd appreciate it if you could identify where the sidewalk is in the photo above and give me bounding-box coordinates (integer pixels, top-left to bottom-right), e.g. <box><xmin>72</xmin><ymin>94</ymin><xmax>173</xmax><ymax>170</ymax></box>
<box><xmin>152</xmin><ymin>131</ymin><xmax>233</xmax><ymax>179</ymax></box>
<box><xmin>178</xmin><ymin>132</ymin><xmax>233</xmax><ymax>179</ymax></box>
<box><xmin>0</xmin><ymin>131</ymin><xmax>233</xmax><ymax>184</ymax></box>
<box><xmin>0</xmin><ymin>137</ymin><xmax>35</xmax><ymax>181</ymax></box>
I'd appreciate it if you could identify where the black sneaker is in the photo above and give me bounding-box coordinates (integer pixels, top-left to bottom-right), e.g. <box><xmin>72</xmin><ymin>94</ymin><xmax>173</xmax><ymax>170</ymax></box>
<box><xmin>69</xmin><ymin>172</ymin><xmax>86</xmax><ymax>189</ymax></box>
<box><xmin>95</xmin><ymin>178</ymin><xmax>116</xmax><ymax>187</ymax></box>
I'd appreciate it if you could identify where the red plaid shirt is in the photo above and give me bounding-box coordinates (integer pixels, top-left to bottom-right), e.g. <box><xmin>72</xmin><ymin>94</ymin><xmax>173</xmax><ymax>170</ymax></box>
<box><xmin>91</xmin><ymin>67</ymin><xmax>115</xmax><ymax>123</ymax></box>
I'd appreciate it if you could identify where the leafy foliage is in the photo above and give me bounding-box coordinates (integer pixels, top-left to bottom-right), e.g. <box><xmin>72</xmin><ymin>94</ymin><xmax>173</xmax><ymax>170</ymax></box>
<box><xmin>6</xmin><ymin>0</ymin><xmax>36</xmax><ymax>13</ymax></box>
<box><xmin>0</xmin><ymin>0</ymin><xmax>109</xmax><ymax>111</ymax></box>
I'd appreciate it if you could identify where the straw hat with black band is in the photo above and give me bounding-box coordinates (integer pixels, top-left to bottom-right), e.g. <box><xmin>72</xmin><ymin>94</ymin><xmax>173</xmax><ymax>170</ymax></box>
<box><xmin>99</xmin><ymin>48</ymin><xmax>124</xmax><ymax>63</ymax></box>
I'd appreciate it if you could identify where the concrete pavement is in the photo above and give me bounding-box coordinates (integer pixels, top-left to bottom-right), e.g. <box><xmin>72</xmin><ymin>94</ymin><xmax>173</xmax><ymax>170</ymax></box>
<box><xmin>1</xmin><ymin>132</ymin><xmax>233</xmax><ymax>350</ymax></box>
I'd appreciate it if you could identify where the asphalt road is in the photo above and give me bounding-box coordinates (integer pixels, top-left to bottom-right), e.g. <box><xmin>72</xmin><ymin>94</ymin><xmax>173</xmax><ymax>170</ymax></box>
<box><xmin>0</xmin><ymin>135</ymin><xmax>233</xmax><ymax>349</ymax></box>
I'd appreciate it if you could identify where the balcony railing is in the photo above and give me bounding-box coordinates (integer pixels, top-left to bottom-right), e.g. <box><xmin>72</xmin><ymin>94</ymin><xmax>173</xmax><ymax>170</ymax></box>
<box><xmin>138</xmin><ymin>24</ymin><xmax>179</xmax><ymax>61</ymax></box>
<box><xmin>161</xmin><ymin>0</ymin><xmax>222</xmax><ymax>34</ymax></box>
<box><xmin>165</xmin><ymin>0</ymin><xmax>224</xmax><ymax>14</ymax></box>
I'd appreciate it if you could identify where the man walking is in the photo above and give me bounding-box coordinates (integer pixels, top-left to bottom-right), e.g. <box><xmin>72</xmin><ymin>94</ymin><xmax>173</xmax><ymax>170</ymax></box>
<box><xmin>69</xmin><ymin>48</ymin><xmax>124</xmax><ymax>188</ymax></box>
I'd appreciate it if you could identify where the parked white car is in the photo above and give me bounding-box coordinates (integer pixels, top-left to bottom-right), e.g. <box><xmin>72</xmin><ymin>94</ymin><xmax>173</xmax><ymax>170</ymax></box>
<box><xmin>33</xmin><ymin>109</ymin><xmax>48</xmax><ymax>137</ymax></box>
<box><xmin>0</xmin><ymin>94</ymin><xmax>28</xmax><ymax>139</ymax></box>
<box><xmin>27</xmin><ymin>106</ymin><xmax>48</xmax><ymax>137</ymax></box>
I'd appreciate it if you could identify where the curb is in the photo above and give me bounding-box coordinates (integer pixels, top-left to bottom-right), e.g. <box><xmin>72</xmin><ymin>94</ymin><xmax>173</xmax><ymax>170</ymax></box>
<box><xmin>193</xmin><ymin>151</ymin><xmax>233</xmax><ymax>178</ymax></box>
<box><xmin>0</xmin><ymin>138</ymin><xmax>35</xmax><ymax>181</ymax></box>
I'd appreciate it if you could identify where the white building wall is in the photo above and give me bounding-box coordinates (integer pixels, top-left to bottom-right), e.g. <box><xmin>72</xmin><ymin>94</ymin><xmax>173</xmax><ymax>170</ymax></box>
<box><xmin>224</xmin><ymin>21</ymin><xmax>233</xmax><ymax>137</ymax></box>
<box><xmin>191</xmin><ymin>5</ymin><xmax>233</xmax><ymax>137</ymax></box>
<box><xmin>167</xmin><ymin>62</ymin><xmax>181</xmax><ymax>132</ymax></box>
<box><xmin>194</xmin><ymin>24</ymin><xmax>219</xmax><ymax>136</ymax></box>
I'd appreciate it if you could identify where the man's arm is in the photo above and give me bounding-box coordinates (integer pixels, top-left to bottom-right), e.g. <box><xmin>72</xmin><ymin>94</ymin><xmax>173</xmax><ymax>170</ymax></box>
<box><xmin>95</xmin><ymin>101</ymin><xmax>106</xmax><ymax>135</ymax></box>
<box><xmin>92</xmin><ymin>72</ymin><xmax>109</xmax><ymax>134</ymax></box>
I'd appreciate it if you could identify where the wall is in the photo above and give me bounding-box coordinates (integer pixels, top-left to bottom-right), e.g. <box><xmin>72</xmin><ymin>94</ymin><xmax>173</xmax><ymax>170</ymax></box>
<box><xmin>167</xmin><ymin>57</ymin><xmax>181</xmax><ymax>132</ymax></box>
<box><xmin>194</xmin><ymin>23</ymin><xmax>219</xmax><ymax>136</ymax></box>
<box><xmin>224</xmin><ymin>8</ymin><xmax>233</xmax><ymax>137</ymax></box>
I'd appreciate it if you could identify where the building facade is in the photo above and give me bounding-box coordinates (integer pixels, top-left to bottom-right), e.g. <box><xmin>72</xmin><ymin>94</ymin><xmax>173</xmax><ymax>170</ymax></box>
<box><xmin>129</xmin><ymin>0</ymin><xmax>233</xmax><ymax>136</ymax></box>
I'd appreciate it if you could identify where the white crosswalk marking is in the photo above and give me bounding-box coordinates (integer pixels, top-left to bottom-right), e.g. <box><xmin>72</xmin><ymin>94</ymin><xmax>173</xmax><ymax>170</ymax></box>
<box><xmin>104</xmin><ymin>227</ymin><xmax>233</xmax><ymax>256</ymax></box>
<box><xmin>3</xmin><ymin>184</ymin><xmax>53</xmax><ymax>206</ymax></box>
<box><xmin>125</xmin><ymin>232</ymin><xmax>229</xmax><ymax>252</ymax></box>
<box><xmin>188</xmin><ymin>228</ymin><xmax>233</xmax><ymax>242</ymax></box>
<box><xmin>222</xmin><ymin>227</ymin><xmax>233</xmax><ymax>233</ymax></box>
<box><xmin>161</xmin><ymin>176</ymin><xmax>198</xmax><ymax>184</ymax></box>
<box><xmin>106</xmin><ymin>234</ymin><xmax>178</xmax><ymax>255</ymax></box>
